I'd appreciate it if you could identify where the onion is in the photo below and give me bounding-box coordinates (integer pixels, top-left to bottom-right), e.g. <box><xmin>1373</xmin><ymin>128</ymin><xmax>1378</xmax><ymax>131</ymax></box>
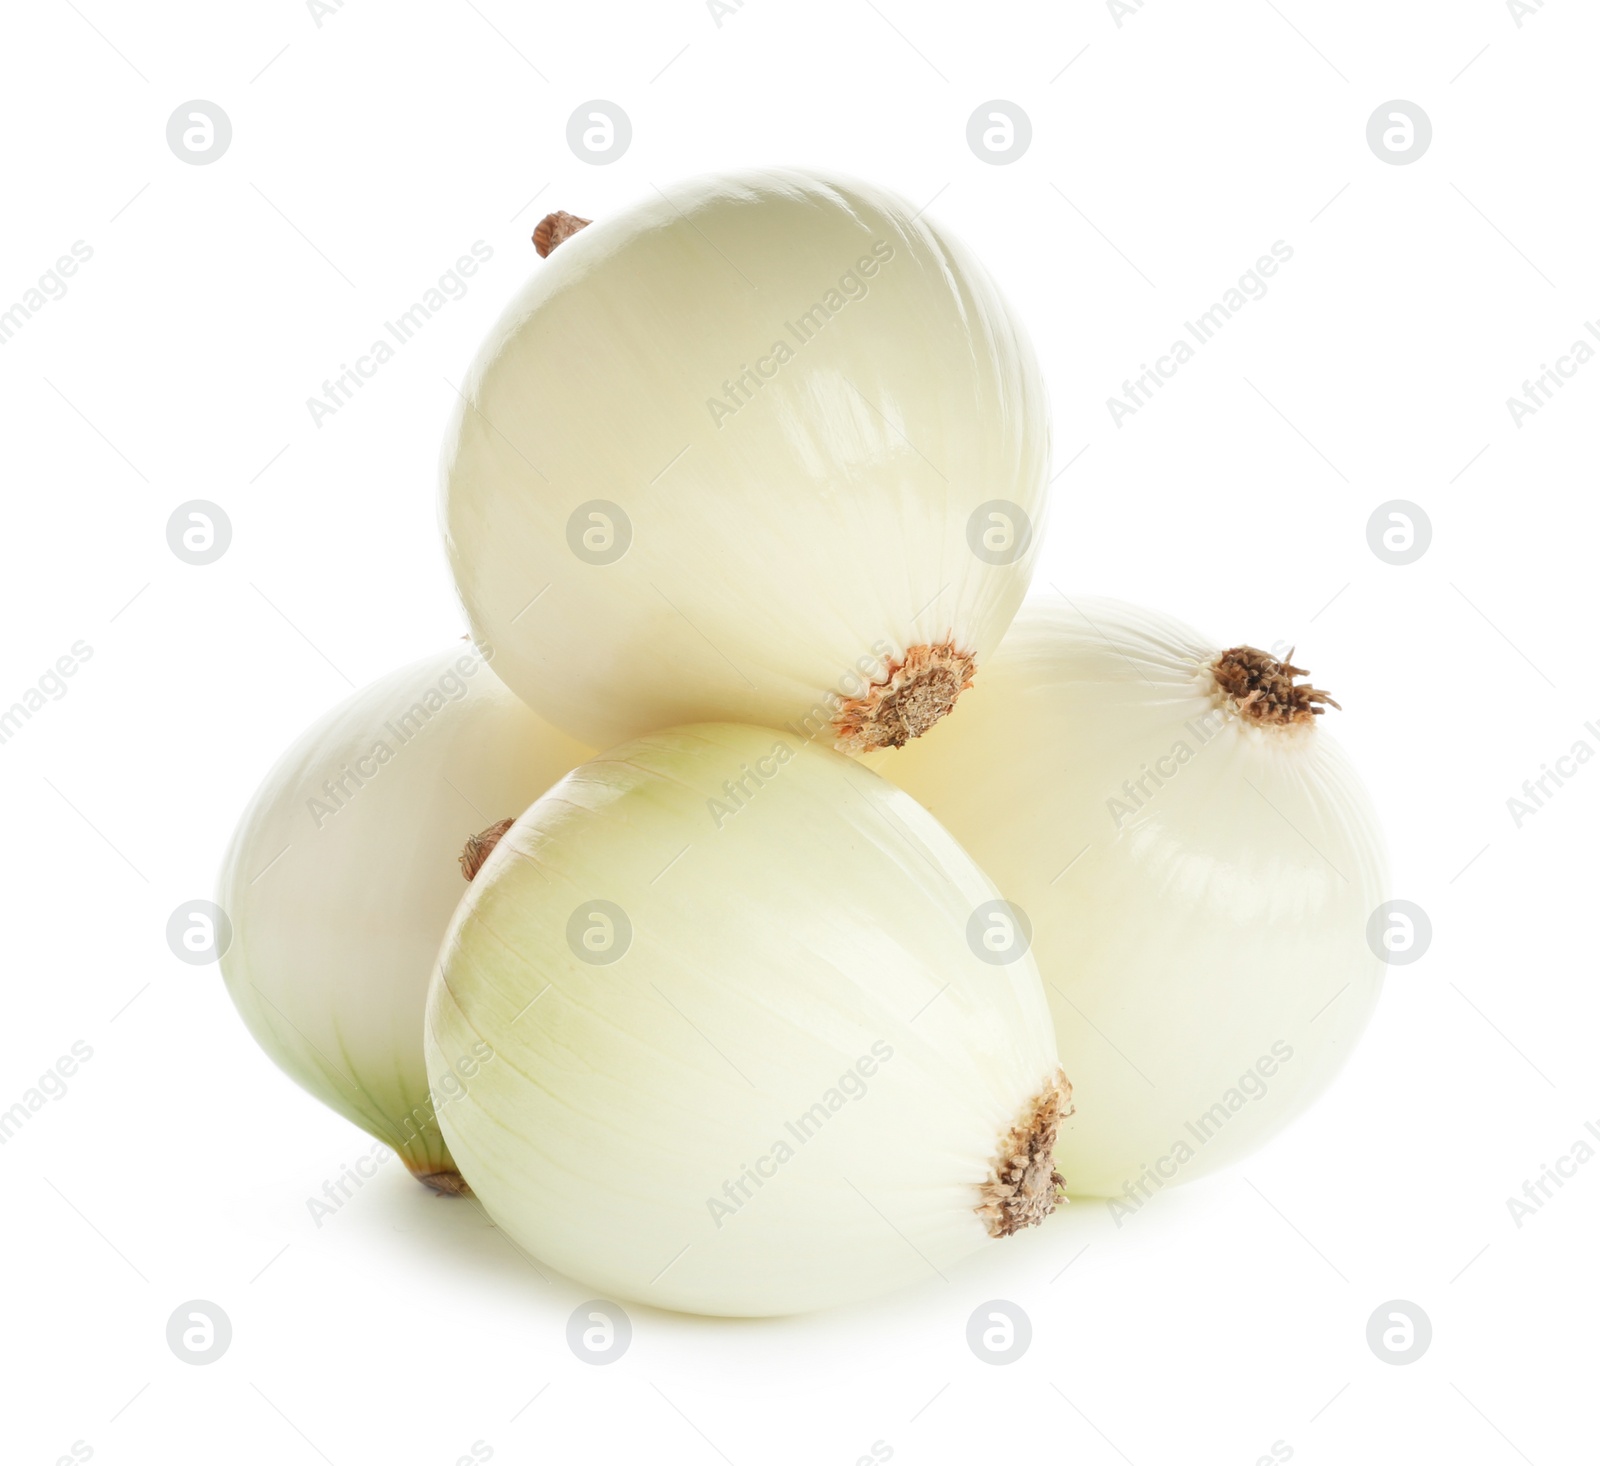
<box><xmin>424</xmin><ymin>723</ymin><xmax>1069</xmax><ymax>1316</ymax></box>
<box><xmin>873</xmin><ymin>598</ymin><xmax>1388</xmax><ymax>1203</ymax></box>
<box><xmin>218</xmin><ymin>646</ymin><xmax>590</xmax><ymax>1191</ymax></box>
<box><xmin>440</xmin><ymin>167</ymin><xmax>1049</xmax><ymax>755</ymax></box>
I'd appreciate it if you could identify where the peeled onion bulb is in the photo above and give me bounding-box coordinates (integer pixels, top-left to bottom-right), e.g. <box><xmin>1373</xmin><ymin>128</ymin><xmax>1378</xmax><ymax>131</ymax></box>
<box><xmin>874</xmin><ymin>598</ymin><xmax>1388</xmax><ymax>1202</ymax></box>
<box><xmin>218</xmin><ymin>646</ymin><xmax>590</xmax><ymax>1190</ymax></box>
<box><xmin>440</xmin><ymin>167</ymin><xmax>1049</xmax><ymax>755</ymax></box>
<box><xmin>425</xmin><ymin>723</ymin><xmax>1068</xmax><ymax>1316</ymax></box>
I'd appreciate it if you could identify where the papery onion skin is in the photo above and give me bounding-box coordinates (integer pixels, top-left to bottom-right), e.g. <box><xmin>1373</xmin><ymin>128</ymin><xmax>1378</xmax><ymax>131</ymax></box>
<box><xmin>424</xmin><ymin>723</ymin><xmax>1062</xmax><ymax>1317</ymax></box>
<box><xmin>440</xmin><ymin>167</ymin><xmax>1050</xmax><ymax>753</ymax></box>
<box><xmin>217</xmin><ymin>647</ymin><xmax>591</xmax><ymax>1185</ymax></box>
<box><xmin>872</xmin><ymin>598</ymin><xmax>1389</xmax><ymax>1200</ymax></box>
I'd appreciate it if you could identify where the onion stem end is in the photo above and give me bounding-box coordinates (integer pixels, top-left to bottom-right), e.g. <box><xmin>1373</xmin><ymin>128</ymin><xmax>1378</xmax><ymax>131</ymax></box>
<box><xmin>977</xmin><ymin>1069</ymin><xmax>1073</xmax><ymax>1238</ymax></box>
<box><xmin>832</xmin><ymin>642</ymin><xmax>976</xmax><ymax>754</ymax></box>
<box><xmin>1212</xmin><ymin>646</ymin><xmax>1340</xmax><ymax>725</ymax></box>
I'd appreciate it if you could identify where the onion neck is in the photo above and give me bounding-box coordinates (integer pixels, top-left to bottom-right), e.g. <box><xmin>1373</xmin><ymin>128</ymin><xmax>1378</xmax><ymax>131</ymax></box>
<box><xmin>1211</xmin><ymin>646</ymin><xmax>1340</xmax><ymax>726</ymax></box>
<box><xmin>409</xmin><ymin>1164</ymin><xmax>473</xmax><ymax>1197</ymax></box>
<box><xmin>977</xmin><ymin>1069</ymin><xmax>1072</xmax><ymax>1237</ymax></box>
<box><xmin>533</xmin><ymin>210</ymin><xmax>592</xmax><ymax>257</ymax></box>
<box><xmin>832</xmin><ymin>642</ymin><xmax>976</xmax><ymax>754</ymax></box>
<box><xmin>459</xmin><ymin>818</ymin><xmax>515</xmax><ymax>881</ymax></box>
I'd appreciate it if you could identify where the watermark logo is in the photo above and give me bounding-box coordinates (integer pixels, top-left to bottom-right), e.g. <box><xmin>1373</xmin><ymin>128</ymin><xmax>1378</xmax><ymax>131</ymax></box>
<box><xmin>167</xmin><ymin>1301</ymin><xmax>232</xmax><ymax>1364</ymax></box>
<box><xmin>1366</xmin><ymin>1300</ymin><xmax>1431</xmax><ymax>1364</ymax></box>
<box><xmin>1365</xmin><ymin>500</ymin><xmax>1430</xmax><ymax>565</ymax></box>
<box><xmin>965</xmin><ymin>501</ymin><xmax>1034</xmax><ymax>565</ymax></box>
<box><xmin>167</xmin><ymin>102</ymin><xmax>231</xmax><ymax>165</ymax></box>
<box><xmin>966</xmin><ymin>901</ymin><xmax>1033</xmax><ymax>965</ymax></box>
<box><xmin>966</xmin><ymin>102</ymin><xmax>1031</xmax><ymax>164</ymax></box>
<box><xmin>566</xmin><ymin>901</ymin><xmax>632</xmax><ymax>966</ymax></box>
<box><xmin>966</xmin><ymin>1299</ymin><xmax>1031</xmax><ymax>1363</ymax></box>
<box><xmin>1365</xmin><ymin>900</ymin><xmax>1431</xmax><ymax>965</ymax></box>
<box><xmin>166</xmin><ymin>900</ymin><xmax>232</xmax><ymax>965</ymax></box>
<box><xmin>567</xmin><ymin>1300</ymin><xmax>631</xmax><ymax>1362</ymax></box>
<box><xmin>567</xmin><ymin>101</ymin><xmax>630</xmax><ymax>164</ymax></box>
<box><xmin>565</xmin><ymin>500</ymin><xmax>632</xmax><ymax>565</ymax></box>
<box><xmin>167</xmin><ymin>500</ymin><xmax>231</xmax><ymax>565</ymax></box>
<box><xmin>1366</xmin><ymin>102</ymin><xmax>1431</xmax><ymax>165</ymax></box>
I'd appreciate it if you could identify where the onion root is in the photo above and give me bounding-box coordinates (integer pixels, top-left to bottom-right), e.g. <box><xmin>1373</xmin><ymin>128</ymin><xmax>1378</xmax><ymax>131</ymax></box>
<box><xmin>977</xmin><ymin>1069</ymin><xmax>1072</xmax><ymax>1237</ymax></box>
<box><xmin>832</xmin><ymin>642</ymin><xmax>976</xmax><ymax>753</ymax></box>
<box><xmin>1212</xmin><ymin>645</ymin><xmax>1340</xmax><ymax>725</ymax></box>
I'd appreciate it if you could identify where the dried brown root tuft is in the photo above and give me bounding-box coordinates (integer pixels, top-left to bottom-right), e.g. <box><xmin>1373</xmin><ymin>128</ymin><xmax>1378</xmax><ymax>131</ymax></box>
<box><xmin>976</xmin><ymin>1069</ymin><xmax>1073</xmax><ymax>1238</ymax></box>
<box><xmin>1212</xmin><ymin>646</ymin><xmax>1341</xmax><ymax>725</ymax></box>
<box><xmin>412</xmin><ymin>1168</ymin><xmax>473</xmax><ymax>1198</ymax></box>
<box><xmin>533</xmin><ymin>211</ymin><xmax>592</xmax><ymax>257</ymax></box>
<box><xmin>831</xmin><ymin>642</ymin><xmax>976</xmax><ymax>754</ymax></box>
<box><xmin>459</xmin><ymin>818</ymin><xmax>515</xmax><ymax>882</ymax></box>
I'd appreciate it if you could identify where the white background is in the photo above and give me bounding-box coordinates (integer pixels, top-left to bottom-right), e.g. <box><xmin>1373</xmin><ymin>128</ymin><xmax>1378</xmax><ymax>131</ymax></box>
<box><xmin>2</xmin><ymin>1</ymin><xmax>1596</xmax><ymax>1462</ymax></box>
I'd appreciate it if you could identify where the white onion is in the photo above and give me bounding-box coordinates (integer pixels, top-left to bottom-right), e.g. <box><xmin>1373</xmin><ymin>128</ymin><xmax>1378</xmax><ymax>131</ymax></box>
<box><xmin>440</xmin><ymin>167</ymin><xmax>1049</xmax><ymax>755</ymax></box>
<box><xmin>218</xmin><ymin>646</ymin><xmax>590</xmax><ymax>1190</ymax></box>
<box><xmin>424</xmin><ymin>723</ymin><xmax>1067</xmax><ymax>1316</ymax></box>
<box><xmin>873</xmin><ymin>598</ymin><xmax>1388</xmax><ymax>1203</ymax></box>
